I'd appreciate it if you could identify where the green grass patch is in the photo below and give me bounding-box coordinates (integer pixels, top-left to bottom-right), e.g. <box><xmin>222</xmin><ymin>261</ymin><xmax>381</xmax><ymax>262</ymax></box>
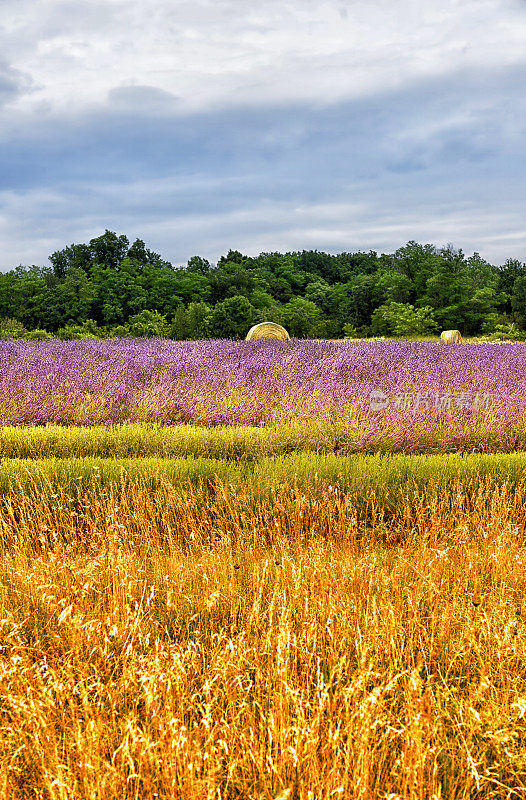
<box><xmin>2</xmin><ymin>420</ymin><xmax>526</xmax><ymax>460</ymax></box>
<box><xmin>2</xmin><ymin>451</ymin><xmax>526</xmax><ymax>517</ymax></box>
<box><xmin>0</xmin><ymin>422</ymin><xmax>330</xmax><ymax>460</ymax></box>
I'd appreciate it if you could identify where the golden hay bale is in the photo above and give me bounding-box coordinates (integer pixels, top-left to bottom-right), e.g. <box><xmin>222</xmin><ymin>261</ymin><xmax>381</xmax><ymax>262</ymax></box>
<box><xmin>440</xmin><ymin>329</ymin><xmax>462</xmax><ymax>343</ymax></box>
<box><xmin>245</xmin><ymin>322</ymin><xmax>290</xmax><ymax>341</ymax></box>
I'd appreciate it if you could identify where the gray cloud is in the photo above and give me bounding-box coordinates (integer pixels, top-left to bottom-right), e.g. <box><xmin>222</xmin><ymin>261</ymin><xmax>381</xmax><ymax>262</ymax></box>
<box><xmin>0</xmin><ymin>0</ymin><xmax>525</xmax><ymax>268</ymax></box>
<box><xmin>107</xmin><ymin>85</ymin><xmax>182</xmax><ymax>115</ymax></box>
<box><xmin>0</xmin><ymin>60</ymin><xmax>33</xmax><ymax>108</ymax></box>
<box><xmin>1</xmin><ymin>60</ymin><xmax>526</xmax><ymax>268</ymax></box>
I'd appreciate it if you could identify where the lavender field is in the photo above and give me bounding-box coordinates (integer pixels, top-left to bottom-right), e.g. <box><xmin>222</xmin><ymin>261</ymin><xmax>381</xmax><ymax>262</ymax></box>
<box><xmin>2</xmin><ymin>337</ymin><xmax>526</xmax><ymax>454</ymax></box>
<box><xmin>3</xmin><ymin>341</ymin><xmax>526</xmax><ymax>799</ymax></box>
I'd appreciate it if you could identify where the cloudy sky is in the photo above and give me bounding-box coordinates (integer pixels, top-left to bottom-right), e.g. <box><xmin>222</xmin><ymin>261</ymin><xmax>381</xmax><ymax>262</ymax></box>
<box><xmin>1</xmin><ymin>0</ymin><xmax>526</xmax><ymax>271</ymax></box>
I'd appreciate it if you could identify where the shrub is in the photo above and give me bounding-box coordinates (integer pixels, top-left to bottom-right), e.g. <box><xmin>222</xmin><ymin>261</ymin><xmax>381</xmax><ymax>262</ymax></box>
<box><xmin>56</xmin><ymin>319</ymin><xmax>106</xmax><ymax>340</ymax></box>
<box><xmin>127</xmin><ymin>310</ymin><xmax>168</xmax><ymax>337</ymax></box>
<box><xmin>343</xmin><ymin>323</ymin><xmax>370</xmax><ymax>339</ymax></box>
<box><xmin>490</xmin><ymin>324</ymin><xmax>524</xmax><ymax>341</ymax></box>
<box><xmin>370</xmin><ymin>302</ymin><xmax>437</xmax><ymax>336</ymax></box>
<box><xmin>211</xmin><ymin>296</ymin><xmax>256</xmax><ymax>339</ymax></box>
<box><xmin>283</xmin><ymin>297</ymin><xmax>322</xmax><ymax>338</ymax></box>
<box><xmin>0</xmin><ymin>317</ymin><xmax>27</xmax><ymax>339</ymax></box>
<box><xmin>23</xmin><ymin>329</ymin><xmax>54</xmax><ymax>340</ymax></box>
<box><xmin>481</xmin><ymin>315</ymin><xmax>524</xmax><ymax>341</ymax></box>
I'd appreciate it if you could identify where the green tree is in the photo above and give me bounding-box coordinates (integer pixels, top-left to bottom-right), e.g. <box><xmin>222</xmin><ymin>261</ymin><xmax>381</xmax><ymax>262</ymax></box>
<box><xmin>283</xmin><ymin>297</ymin><xmax>322</xmax><ymax>338</ymax></box>
<box><xmin>91</xmin><ymin>267</ymin><xmax>148</xmax><ymax>325</ymax></box>
<box><xmin>170</xmin><ymin>271</ymin><xmax>211</xmax><ymax>305</ymax></box>
<box><xmin>497</xmin><ymin>259</ymin><xmax>525</xmax><ymax>314</ymax></box>
<box><xmin>328</xmin><ymin>275</ymin><xmax>383</xmax><ymax>332</ymax></box>
<box><xmin>49</xmin><ymin>231</ymin><xmax>164</xmax><ymax>279</ymax></box>
<box><xmin>49</xmin><ymin>243</ymin><xmax>92</xmax><ymax>279</ymax></box>
<box><xmin>186</xmin><ymin>302</ymin><xmax>213</xmax><ymax>339</ymax></box>
<box><xmin>187</xmin><ymin>256</ymin><xmax>211</xmax><ymax>274</ymax></box>
<box><xmin>248</xmin><ymin>252</ymin><xmax>308</xmax><ymax>303</ymax></box>
<box><xmin>217</xmin><ymin>249</ymin><xmax>247</xmax><ymax>267</ymax></box>
<box><xmin>370</xmin><ymin>302</ymin><xmax>437</xmax><ymax>336</ymax></box>
<box><xmin>171</xmin><ymin>303</ymin><xmax>213</xmax><ymax>340</ymax></box>
<box><xmin>208</xmin><ymin>262</ymin><xmax>256</xmax><ymax>303</ymax></box>
<box><xmin>511</xmin><ymin>274</ymin><xmax>526</xmax><ymax>329</ymax></box>
<box><xmin>88</xmin><ymin>230</ymin><xmax>130</xmax><ymax>270</ymax></box>
<box><xmin>333</xmin><ymin>251</ymin><xmax>379</xmax><ymax>280</ymax></box>
<box><xmin>421</xmin><ymin>247</ymin><xmax>502</xmax><ymax>334</ymax></box>
<box><xmin>139</xmin><ymin>264</ymin><xmax>206</xmax><ymax>317</ymax></box>
<box><xmin>421</xmin><ymin>246</ymin><xmax>471</xmax><ymax>330</ymax></box>
<box><xmin>211</xmin><ymin>295</ymin><xmax>255</xmax><ymax>338</ymax></box>
<box><xmin>52</xmin><ymin>268</ymin><xmax>96</xmax><ymax>328</ymax></box>
<box><xmin>9</xmin><ymin>267</ymin><xmax>51</xmax><ymax>330</ymax></box>
<box><xmin>126</xmin><ymin>238</ymin><xmax>165</xmax><ymax>266</ymax></box>
<box><xmin>249</xmin><ymin>289</ymin><xmax>285</xmax><ymax>326</ymax></box>
<box><xmin>304</xmin><ymin>279</ymin><xmax>332</xmax><ymax>314</ymax></box>
<box><xmin>127</xmin><ymin>310</ymin><xmax>168</xmax><ymax>337</ymax></box>
<box><xmin>389</xmin><ymin>241</ymin><xmax>442</xmax><ymax>300</ymax></box>
<box><xmin>298</xmin><ymin>250</ymin><xmax>337</xmax><ymax>283</ymax></box>
<box><xmin>463</xmin><ymin>286</ymin><xmax>504</xmax><ymax>334</ymax></box>
<box><xmin>269</xmin><ymin>254</ymin><xmax>308</xmax><ymax>302</ymax></box>
<box><xmin>49</xmin><ymin>231</ymin><xmax>129</xmax><ymax>278</ymax></box>
<box><xmin>170</xmin><ymin>306</ymin><xmax>189</xmax><ymax>340</ymax></box>
<box><xmin>376</xmin><ymin>270</ymin><xmax>413</xmax><ymax>304</ymax></box>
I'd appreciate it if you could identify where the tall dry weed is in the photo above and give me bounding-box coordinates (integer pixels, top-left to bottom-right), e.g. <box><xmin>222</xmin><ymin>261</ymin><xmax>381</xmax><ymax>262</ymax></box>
<box><xmin>0</xmin><ymin>477</ymin><xmax>524</xmax><ymax>798</ymax></box>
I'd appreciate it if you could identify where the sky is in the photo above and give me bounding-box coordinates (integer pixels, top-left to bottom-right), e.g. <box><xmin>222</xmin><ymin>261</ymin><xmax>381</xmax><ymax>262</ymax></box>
<box><xmin>1</xmin><ymin>0</ymin><xmax>526</xmax><ymax>271</ymax></box>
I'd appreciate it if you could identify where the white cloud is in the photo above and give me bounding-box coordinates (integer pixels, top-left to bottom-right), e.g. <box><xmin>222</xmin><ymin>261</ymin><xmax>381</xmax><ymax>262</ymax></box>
<box><xmin>2</xmin><ymin>0</ymin><xmax>526</xmax><ymax>116</ymax></box>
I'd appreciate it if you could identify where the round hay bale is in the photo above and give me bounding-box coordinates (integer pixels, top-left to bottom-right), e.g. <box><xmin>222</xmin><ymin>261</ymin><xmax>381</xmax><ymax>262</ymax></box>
<box><xmin>440</xmin><ymin>329</ymin><xmax>462</xmax><ymax>343</ymax></box>
<box><xmin>245</xmin><ymin>322</ymin><xmax>290</xmax><ymax>341</ymax></box>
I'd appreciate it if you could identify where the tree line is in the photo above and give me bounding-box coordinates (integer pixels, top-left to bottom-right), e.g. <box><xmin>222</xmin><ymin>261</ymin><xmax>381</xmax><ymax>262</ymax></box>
<box><xmin>1</xmin><ymin>229</ymin><xmax>526</xmax><ymax>340</ymax></box>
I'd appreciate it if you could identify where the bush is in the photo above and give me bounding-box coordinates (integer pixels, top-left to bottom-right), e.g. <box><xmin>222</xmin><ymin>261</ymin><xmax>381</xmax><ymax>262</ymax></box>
<box><xmin>23</xmin><ymin>329</ymin><xmax>54</xmax><ymax>340</ymax></box>
<box><xmin>107</xmin><ymin>311</ymin><xmax>169</xmax><ymax>339</ymax></box>
<box><xmin>211</xmin><ymin>296</ymin><xmax>256</xmax><ymax>339</ymax></box>
<box><xmin>481</xmin><ymin>314</ymin><xmax>524</xmax><ymax>340</ymax></box>
<box><xmin>0</xmin><ymin>318</ymin><xmax>27</xmax><ymax>339</ymax></box>
<box><xmin>109</xmin><ymin>325</ymin><xmax>131</xmax><ymax>338</ymax></box>
<box><xmin>127</xmin><ymin>310</ymin><xmax>168</xmax><ymax>337</ymax></box>
<box><xmin>56</xmin><ymin>319</ymin><xmax>106</xmax><ymax>340</ymax></box>
<box><xmin>370</xmin><ymin>302</ymin><xmax>437</xmax><ymax>337</ymax></box>
<box><xmin>343</xmin><ymin>323</ymin><xmax>370</xmax><ymax>339</ymax></box>
<box><xmin>489</xmin><ymin>324</ymin><xmax>523</xmax><ymax>341</ymax></box>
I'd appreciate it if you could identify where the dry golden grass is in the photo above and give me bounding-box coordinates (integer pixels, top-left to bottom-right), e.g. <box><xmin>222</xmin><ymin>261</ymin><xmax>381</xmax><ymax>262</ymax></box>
<box><xmin>0</xmin><ymin>477</ymin><xmax>525</xmax><ymax>798</ymax></box>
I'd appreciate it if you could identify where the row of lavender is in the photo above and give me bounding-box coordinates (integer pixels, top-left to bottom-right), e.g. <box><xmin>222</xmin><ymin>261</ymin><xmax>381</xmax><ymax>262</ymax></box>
<box><xmin>1</xmin><ymin>338</ymin><xmax>525</xmax><ymax>453</ymax></box>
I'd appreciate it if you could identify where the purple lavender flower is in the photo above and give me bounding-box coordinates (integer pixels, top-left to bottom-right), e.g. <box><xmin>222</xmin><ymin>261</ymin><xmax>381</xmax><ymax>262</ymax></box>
<box><xmin>1</xmin><ymin>338</ymin><xmax>525</xmax><ymax>453</ymax></box>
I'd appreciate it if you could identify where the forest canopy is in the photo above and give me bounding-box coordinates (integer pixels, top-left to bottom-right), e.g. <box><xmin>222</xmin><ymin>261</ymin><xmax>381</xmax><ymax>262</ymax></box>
<box><xmin>1</xmin><ymin>229</ymin><xmax>525</xmax><ymax>340</ymax></box>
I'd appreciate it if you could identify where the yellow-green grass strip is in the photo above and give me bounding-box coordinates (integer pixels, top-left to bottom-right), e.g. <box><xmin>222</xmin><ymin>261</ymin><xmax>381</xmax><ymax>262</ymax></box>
<box><xmin>2</xmin><ymin>451</ymin><xmax>526</xmax><ymax>513</ymax></box>
<box><xmin>0</xmin><ymin>422</ymin><xmax>333</xmax><ymax>460</ymax></box>
<box><xmin>0</xmin><ymin>419</ymin><xmax>524</xmax><ymax>460</ymax></box>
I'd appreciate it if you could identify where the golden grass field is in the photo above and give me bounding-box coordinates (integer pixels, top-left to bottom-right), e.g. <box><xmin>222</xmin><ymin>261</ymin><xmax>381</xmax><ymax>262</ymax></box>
<box><xmin>1</xmin><ymin>476</ymin><xmax>526</xmax><ymax>799</ymax></box>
